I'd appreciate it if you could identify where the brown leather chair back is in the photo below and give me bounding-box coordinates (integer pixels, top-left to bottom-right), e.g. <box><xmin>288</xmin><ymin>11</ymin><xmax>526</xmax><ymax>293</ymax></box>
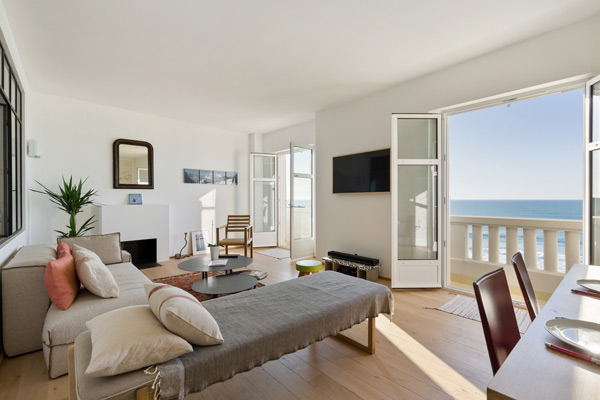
<box><xmin>473</xmin><ymin>268</ymin><xmax>521</xmax><ymax>375</ymax></box>
<box><xmin>511</xmin><ymin>252</ymin><xmax>540</xmax><ymax>321</ymax></box>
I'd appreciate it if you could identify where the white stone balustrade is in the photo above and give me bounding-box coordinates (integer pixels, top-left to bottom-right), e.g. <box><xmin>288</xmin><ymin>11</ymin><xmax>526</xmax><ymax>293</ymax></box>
<box><xmin>451</xmin><ymin>216</ymin><xmax>582</xmax><ymax>273</ymax></box>
<box><xmin>450</xmin><ymin>216</ymin><xmax>583</xmax><ymax>299</ymax></box>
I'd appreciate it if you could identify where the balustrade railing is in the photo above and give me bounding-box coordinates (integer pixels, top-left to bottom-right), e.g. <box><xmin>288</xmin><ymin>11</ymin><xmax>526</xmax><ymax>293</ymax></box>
<box><xmin>451</xmin><ymin>216</ymin><xmax>582</xmax><ymax>274</ymax></box>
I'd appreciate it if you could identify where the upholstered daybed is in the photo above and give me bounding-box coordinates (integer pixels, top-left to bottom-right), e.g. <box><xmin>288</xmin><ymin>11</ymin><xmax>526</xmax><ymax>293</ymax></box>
<box><xmin>70</xmin><ymin>271</ymin><xmax>393</xmax><ymax>400</ymax></box>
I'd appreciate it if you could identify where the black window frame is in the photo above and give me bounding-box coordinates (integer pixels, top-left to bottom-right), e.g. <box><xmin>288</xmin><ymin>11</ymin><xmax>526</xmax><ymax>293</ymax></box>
<box><xmin>0</xmin><ymin>41</ymin><xmax>23</xmax><ymax>245</ymax></box>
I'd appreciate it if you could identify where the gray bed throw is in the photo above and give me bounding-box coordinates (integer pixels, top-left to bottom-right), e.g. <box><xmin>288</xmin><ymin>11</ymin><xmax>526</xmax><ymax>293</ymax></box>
<box><xmin>157</xmin><ymin>271</ymin><xmax>393</xmax><ymax>400</ymax></box>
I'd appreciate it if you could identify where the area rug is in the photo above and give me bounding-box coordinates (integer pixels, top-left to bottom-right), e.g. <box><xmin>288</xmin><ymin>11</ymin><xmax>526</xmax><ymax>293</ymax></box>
<box><xmin>437</xmin><ymin>294</ymin><xmax>531</xmax><ymax>334</ymax></box>
<box><xmin>152</xmin><ymin>271</ymin><xmax>264</xmax><ymax>303</ymax></box>
<box><xmin>256</xmin><ymin>248</ymin><xmax>290</xmax><ymax>259</ymax></box>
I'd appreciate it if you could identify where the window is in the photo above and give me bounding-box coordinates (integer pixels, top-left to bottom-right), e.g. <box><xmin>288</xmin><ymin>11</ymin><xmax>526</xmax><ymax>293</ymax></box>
<box><xmin>0</xmin><ymin>43</ymin><xmax>23</xmax><ymax>242</ymax></box>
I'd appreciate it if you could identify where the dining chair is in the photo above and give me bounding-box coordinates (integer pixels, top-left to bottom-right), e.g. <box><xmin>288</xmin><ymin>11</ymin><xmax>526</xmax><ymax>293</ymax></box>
<box><xmin>473</xmin><ymin>268</ymin><xmax>521</xmax><ymax>375</ymax></box>
<box><xmin>511</xmin><ymin>252</ymin><xmax>540</xmax><ymax>321</ymax></box>
<box><xmin>216</xmin><ymin>215</ymin><xmax>253</xmax><ymax>257</ymax></box>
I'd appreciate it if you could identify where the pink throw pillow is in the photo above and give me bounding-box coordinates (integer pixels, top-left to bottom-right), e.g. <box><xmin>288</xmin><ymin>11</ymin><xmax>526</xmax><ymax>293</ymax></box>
<box><xmin>45</xmin><ymin>247</ymin><xmax>79</xmax><ymax>310</ymax></box>
<box><xmin>56</xmin><ymin>241</ymin><xmax>71</xmax><ymax>258</ymax></box>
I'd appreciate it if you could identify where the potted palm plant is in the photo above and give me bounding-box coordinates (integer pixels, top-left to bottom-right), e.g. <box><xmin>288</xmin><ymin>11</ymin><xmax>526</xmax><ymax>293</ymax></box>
<box><xmin>32</xmin><ymin>176</ymin><xmax>99</xmax><ymax>237</ymax></box>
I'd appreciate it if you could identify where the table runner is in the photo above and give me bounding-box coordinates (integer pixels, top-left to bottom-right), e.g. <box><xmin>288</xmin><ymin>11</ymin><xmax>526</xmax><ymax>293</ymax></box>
<box><xmin>157</xmin><ymin>271</ymin><xmax>393</xmax><ymax>399</ymax></box>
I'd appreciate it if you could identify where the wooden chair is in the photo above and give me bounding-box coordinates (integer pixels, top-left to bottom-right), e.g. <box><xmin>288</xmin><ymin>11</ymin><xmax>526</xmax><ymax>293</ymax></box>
<box><xmin>473</xmin><ymin>268</ymin><xmax>521</xmax><ymax>375</ymax></box>
<box><xmin>511</xmin><ymin>252</ymin><xmax>540</xmax><ymax>321</ymax></box>
<box><xmin>216</xmin><ymin>215</ymin><xmax>253</xmax><ymax>257</ymax></box>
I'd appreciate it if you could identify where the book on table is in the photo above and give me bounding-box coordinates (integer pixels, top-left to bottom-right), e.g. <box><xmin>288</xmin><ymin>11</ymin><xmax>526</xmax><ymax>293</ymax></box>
<box><xmin>209</xmin><ymin>259</ymin><xmax>228</xmax><ymax>267</ymax></box>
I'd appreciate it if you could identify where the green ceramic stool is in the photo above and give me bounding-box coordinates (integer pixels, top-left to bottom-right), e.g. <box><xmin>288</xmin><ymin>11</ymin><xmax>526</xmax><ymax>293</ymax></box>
<box><xmin>296</xmin><ymin>260</ymin><xmax>322</xmax><ymax>277</ymax></box>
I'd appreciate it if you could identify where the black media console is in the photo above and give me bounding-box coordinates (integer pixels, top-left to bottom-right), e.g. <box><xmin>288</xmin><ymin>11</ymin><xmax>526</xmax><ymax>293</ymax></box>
<box><xmin>322</xmin><ymin>251</ymin><xmax>381</xmax><ymax>281</ymax></box>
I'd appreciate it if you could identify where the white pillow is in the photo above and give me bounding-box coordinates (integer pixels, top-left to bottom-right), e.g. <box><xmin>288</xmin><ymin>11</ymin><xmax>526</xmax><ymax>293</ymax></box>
<box><xmin>85</xmin><ymin>305</ymin><xmax>193</xmax><ymax>377</ymax></box>
<box><xmin>72</xmin><ymin>244</ymin><xmax>119</xmax><ymax>298</ymax></box>
<box><xmin>145</xmin><ymin>283</ymin><xmax>224</xmax><ymax>346</ymax></box>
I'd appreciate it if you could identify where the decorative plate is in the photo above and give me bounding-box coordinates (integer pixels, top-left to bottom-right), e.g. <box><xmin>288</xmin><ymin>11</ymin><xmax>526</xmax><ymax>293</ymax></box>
<box><xmin>545</xmin><ymin>318</ymin><xmax>600</xmax><ymax>355</ymax></box>
<box><xmin>577</xmin><ymin>279</ymin><xmax>600</xmax><ymax>294</ymax></box>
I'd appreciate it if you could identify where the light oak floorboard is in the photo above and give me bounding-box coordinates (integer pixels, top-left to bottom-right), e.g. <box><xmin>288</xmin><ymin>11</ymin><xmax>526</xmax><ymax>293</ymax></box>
<box><xmin>0</xmin><ymin>248</ymin><xmax>490</xmax><ymax>399</ymax></box>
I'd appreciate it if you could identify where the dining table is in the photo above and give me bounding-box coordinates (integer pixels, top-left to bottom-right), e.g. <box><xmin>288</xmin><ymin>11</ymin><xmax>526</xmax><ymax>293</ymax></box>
<box><xmin>487</xmin><ymin>263</ymin><xmax>600</xmax><ymax>399</ymax></box>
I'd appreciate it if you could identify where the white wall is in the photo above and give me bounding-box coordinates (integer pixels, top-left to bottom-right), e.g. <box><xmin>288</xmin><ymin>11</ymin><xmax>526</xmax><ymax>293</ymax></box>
<box><xmin>29</xmin><ymin>93</ymin><xmax>249</xmax><ymax>261</ymax></box>
<box><xmin>0</xmin><ymin>0</ymin><xmax>29</xmax><ymax>266</ymax></box>
<box><xmin>316</xmin><ymin>14</ymin><xmax>600</xmax><ymax>278</ymax></box>
<box><xmin>262</xmin><ymin>120</ymin><xmax>315</xmax><ymax>153</ymax></box>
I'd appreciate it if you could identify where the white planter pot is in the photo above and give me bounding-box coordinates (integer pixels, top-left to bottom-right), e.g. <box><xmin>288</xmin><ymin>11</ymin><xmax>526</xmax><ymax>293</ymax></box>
<box><xmin>210</xmin><ymin>246</ymin><xmax>220</xmax><ymax>260</ymax></box>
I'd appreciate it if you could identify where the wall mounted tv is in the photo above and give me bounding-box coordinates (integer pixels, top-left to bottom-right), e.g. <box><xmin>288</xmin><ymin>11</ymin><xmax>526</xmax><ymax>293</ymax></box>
<box><xmin>333</xmin><ymin>148</ymin><xmax>390</xmax><ymax>194</ymax></box>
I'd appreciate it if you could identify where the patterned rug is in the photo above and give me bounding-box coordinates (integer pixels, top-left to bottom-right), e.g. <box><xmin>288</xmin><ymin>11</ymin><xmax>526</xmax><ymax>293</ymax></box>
<box><xmin>256</xmin><ymin>248</ymin><xmax>290</xmax><ymax>259</ymax></box>
<box><xmin>437</xmin><ymin>294</ymin><xmax>531</xmax><ymax>334</ymax></box>
<box><xmin>152</xmin><ymin>271</ymin><xmax>264</xmax><ymax>302</ymax></box>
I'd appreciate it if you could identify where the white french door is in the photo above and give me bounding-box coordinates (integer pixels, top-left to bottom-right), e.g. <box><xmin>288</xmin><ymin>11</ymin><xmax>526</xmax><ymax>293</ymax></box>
<box><xmin>391</xmin><ymin>114</ymin><xmax>442</xmax><ymax>288</ymax></box>
<box><xmin>585</xmin><ymin>74</ymin><xmax>600</xmax><ymax>264</ymax></box>
<box><xmin>250</xmin><ymin>153</ymin><xmax>278</xmax><ymax>247</ymax></box>
<box><xmin>290</xmin><ymin>143</ymin><xmax>315</xmax><ymax>259</ymax></box>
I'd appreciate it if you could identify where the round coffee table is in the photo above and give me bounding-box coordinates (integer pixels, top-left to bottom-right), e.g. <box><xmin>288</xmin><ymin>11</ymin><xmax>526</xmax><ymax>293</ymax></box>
<box><xmin>178</xmin><ymin>255</ymin><xmax>253</xmax><ymax>278</ymax></box>
<box><xmin>191</xmin><ymin>274</ymin><xmax>258</xmax><ymax>298</ymax></box>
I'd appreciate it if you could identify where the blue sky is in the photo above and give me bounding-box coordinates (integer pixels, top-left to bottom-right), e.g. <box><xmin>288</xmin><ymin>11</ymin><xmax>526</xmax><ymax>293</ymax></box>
<box><xmin>449</xmin><ymin>88</ymin><xmax>584</xmax><ymax>200</ymax></box>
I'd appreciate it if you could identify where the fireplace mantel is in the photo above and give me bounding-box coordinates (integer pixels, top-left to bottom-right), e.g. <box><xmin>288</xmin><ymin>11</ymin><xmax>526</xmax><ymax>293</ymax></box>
<box><xmin>99</xmin><ymin>204</ymin><xmax>170</xmax><ymax>262</ymax></box>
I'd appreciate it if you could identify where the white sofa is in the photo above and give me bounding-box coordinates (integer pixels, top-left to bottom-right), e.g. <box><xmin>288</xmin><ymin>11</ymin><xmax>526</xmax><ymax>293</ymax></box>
<box><xmin>1</xmin><ymin>234</ymin><xmax>152</xmax><ymax>378</ymax></box>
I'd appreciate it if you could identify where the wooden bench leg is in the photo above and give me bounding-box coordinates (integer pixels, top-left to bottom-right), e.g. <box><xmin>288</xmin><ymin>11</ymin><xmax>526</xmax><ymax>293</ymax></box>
<box><xmin>335</xmin><ymin>317</ymin><xmax>375</xmax><ymax>354</ymax></box>
<box><xmin>68</xmin><ymin>345</ymin><xmax>76</xmax><ymax>400</ymax></box>
<box><xmin>136</xmin><ymin>387</ymin><xmax>153</xmax><ymax>400</ymax></box>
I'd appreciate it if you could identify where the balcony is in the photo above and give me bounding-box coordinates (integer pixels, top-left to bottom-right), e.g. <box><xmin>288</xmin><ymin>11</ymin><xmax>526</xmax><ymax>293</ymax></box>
<box><xmin>450</xmin><ymin>215</ymin><xmax>582</xmax><ymax>302</ymax></box>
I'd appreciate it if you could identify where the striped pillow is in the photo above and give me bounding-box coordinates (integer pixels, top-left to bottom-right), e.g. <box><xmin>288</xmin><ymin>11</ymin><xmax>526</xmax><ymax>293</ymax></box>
<box><xmin>144</xmin><ymin>283</ymin><xmax>223</xmax><ymax>346</ymax></box>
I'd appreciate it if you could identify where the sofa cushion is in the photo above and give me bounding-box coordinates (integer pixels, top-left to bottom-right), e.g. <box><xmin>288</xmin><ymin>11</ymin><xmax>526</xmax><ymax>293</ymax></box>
<box><xmin>2</xmin><ymin>244</ymin><xmax>55</xmax><ymax>357</ymax></box>
<box><xmin>85</xmin><ymin>305</ymin><xmax>193</xmax><ymax>377</ymax></box>
<box><xmin>44</xmin><ymin>243</ymin><xmax>79</xmax><ymax>310</ymax></box>
<box><xmin>145</xmin><ymin>283</ymin><xmax>224</xmax><ymax>346</ymax></box>
<box><xmin>42</xmin><ymin>262</ymin><xmax>151</xmax><ymax>378</ymax></box>
<box><xmin>73</xmin><ymin>245</ymin><xmax>119</xmax><ymax>298</ymax></box>
<box><xmin>75</xmin><ymin>330</ymin><xmax>155</xmax><ymax>400</ymax></box>
<box><xmin>59</xmin><ymin>233</ymin><xmax>123</xmax><ymax>265</ymax></box>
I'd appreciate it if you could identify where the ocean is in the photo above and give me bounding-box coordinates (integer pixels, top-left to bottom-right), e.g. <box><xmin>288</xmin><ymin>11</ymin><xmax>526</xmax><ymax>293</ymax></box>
<box><xmin>450</xmin><ymin>200</ymin><xmax>583</xmax><ymax>271</ymax></box>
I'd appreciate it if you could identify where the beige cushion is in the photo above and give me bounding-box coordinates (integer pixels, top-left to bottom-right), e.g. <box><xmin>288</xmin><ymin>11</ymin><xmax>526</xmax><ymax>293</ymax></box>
<box><xmin>59</xmin><ymin>233</ymin><xmax>123</xmax><ymax>265</ymax></box>
<box><xmin>75</xmin><ymin>330</ymin><xmax>154</xmax><ymax>400</ymax></box>
<box><xmin>85</xmin><ymin>305</ymin><xmax>193</xmax><ymax>377</ymax></box>
<box><xmin>1</xmin><ymin>245</ymin><xmax>55</xmax><ymax>357</ymax></box>
<box><xmin>42</xmin><ymin>262</ymin><xmax>151</xmax><ymax>378</ymax></box>
<box><xmin>145</xmin><ymin>283</ymin><xmax>224</xmax><ymax>346</ymax></box>
<box><xmin>73</xmin><ymin>245</ymin><xmax>119</xmax><ymax>298</ymax></box>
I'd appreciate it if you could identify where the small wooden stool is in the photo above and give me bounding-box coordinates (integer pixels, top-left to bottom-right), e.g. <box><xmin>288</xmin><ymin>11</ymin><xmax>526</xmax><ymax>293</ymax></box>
<box><xmin>296</xmin><ymin>260</ymin><xmax>322</xmax><ymax>277</ymax></box>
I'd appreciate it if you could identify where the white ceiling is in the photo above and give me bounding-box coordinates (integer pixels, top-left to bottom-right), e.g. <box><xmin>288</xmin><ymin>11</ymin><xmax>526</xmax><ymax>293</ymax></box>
<box><xmin>3</xmin><ymin>0</ymin><xmax>600</xmax><ymax>134</ymax></box>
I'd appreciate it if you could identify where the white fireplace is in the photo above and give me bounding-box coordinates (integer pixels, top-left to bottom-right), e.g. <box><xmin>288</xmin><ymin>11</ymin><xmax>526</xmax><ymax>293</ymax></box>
<box><xmin>99</xmin><ymin>205</ymin><xmax>170</xmax><ymax>262</ymax></box>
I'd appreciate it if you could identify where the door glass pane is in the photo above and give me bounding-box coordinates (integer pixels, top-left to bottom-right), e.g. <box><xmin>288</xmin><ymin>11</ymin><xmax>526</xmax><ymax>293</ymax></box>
<box><xmin>396</xmin><ymin>119</ymin><xmax>437</xmax><ymax>159</ymax></box>
<box><xmin>591</xmin><ymin>150</ymin><xmax>600</xmax><ymax>263</ymax></box>
<box><xmin>293</xmin><ymin>177</ymin><xmax>312</xmax><ymax>239</ymax></box>
<box><xmin>397</xmin><ymin>165</ymin><xmax>437</xmax><ymax>260</ymax></box>
<box><xmin>253</xmin><ymin>155</ymin><xmax>275</xmax><ymax>179</ymax></box>
<box><xmin>293</xmin><ymin>147</ymin><xmax>312</xmax><ymax>175</ymax></box>
<box><xmin>253</xmin><ymin>181</ymin><xmax>275</xmax><ymax>233</ymax></box>
<box><xmin>593</xmin><ymin>82</ymin><xmax>600</xmax><ymax>142</ymax></box>
<box><xmin>11</xmin><ymin>115</ymin><xmax>16</xmax><ymax>232</ymax></box>
<box><xmin>16</xmin><ymin>119</ymin><xmax>20</xmax><ymax>230</ymax></box>
<box><xmin>3</xmin><ymin>58</ymin><xmax>8</xmax><ymax>94</ymax></box>
<box><xmin>10</xmin><ymin>74</ymin><xmax>16</xmax><ymax>108</ymax></box>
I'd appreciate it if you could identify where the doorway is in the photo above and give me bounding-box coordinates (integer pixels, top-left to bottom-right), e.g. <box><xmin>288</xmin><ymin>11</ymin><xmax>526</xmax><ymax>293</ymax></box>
<box><xmin>250</xmin><ymin>144</ymin><xmax>315</xmax><ymax>259</ymax></box>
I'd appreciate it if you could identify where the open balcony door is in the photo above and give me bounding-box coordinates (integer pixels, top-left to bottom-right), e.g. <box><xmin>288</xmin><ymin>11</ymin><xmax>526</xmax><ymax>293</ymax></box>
<box><xmin>392</xmin><ymin>114</ymin><xmax>442</xmax><ymax>288</ymax></box>
<box><xmin>290</xmin><ymin>143</ymin><xmax>315</xmax><ymax>259</ymax></box>
<box><xmin>585</xmin><ymin>75</ymin><xmax>600</xmax><ymax>264</ymax></box>
<box><xmin>250</xmin><ymin>153</ymin><xmax>278</xmax><ymax>247</ymax></box>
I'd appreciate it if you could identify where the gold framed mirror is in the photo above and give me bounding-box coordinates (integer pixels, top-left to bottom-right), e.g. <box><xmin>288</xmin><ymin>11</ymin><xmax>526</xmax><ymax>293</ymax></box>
<box><xmin>113</xmin><ymin>139</ymin><xmax>154</xmax><ymax>189</ymax></box>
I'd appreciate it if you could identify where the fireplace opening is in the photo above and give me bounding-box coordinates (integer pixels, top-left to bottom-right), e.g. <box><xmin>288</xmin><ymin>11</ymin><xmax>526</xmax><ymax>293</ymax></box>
<box><xmin>121</xmin><ymin>238</ymin><xmax>159</xmax><ymax>269</ymax></box>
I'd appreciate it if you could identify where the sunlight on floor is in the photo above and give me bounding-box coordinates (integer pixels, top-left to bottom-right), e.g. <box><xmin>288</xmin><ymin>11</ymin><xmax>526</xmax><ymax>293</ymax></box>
<box><xmin>378</xmin><ymin>321</ymin><xmax>485</xmax><ymax>398</ymax></box>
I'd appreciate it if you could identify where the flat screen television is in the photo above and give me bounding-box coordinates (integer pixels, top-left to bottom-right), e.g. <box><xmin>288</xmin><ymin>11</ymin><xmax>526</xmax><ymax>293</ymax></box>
<box><xmin>333</xmin><ymin>148</ymin><xmax>390</xmax><ymax>194</ymax></box>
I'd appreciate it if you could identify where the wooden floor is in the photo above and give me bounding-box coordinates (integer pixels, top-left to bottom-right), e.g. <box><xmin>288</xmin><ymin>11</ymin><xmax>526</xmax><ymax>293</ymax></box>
<box><xmin>0</xmin><ymin>249</ymin><xmax>492</xmax><ymax>400</ymax></box>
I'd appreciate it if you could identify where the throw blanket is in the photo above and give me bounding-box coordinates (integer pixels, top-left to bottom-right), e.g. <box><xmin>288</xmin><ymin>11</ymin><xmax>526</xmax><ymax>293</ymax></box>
<box><xmin>157</xmin><ymin>271</ymin><xmax>393</xmax><ymax>399</ymax></box>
